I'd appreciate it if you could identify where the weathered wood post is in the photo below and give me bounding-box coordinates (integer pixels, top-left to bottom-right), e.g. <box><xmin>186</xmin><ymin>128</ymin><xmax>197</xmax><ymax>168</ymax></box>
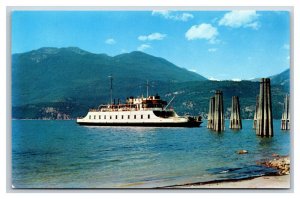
<box><xmin>253</xmin><ymin>96</ymin><xmax>258</xmax><ymax>129</ymax></box>
<box><xmin>213</xmin><ymin>90</ymin><xmax>225</xmax><ymax>131</ymax></box>
<box><xmin>256</xmin><ymin>78</ymin><xmax>273</xmax><ymax>137</ymax></box>
<box><xmin>229</xmin><ymin>96</ymin><xmax>242</xmax><ymax>129</ymax></box>
<box><xmin>207</xmin><ymin>96</ymin><xmax>215</xmax><ymax>129</ymax></box>
<box><xmin>281</xmin><ymin>94</ymin><xmax>290</xmax><ymax>130</ymax></box>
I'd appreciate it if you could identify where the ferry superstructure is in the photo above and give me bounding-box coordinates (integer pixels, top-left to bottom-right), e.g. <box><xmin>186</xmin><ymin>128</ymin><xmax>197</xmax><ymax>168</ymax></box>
<box><xmin>76</xmin><ymin>94</ymin><xmax>202</xmax><ymax>127</ymax></box>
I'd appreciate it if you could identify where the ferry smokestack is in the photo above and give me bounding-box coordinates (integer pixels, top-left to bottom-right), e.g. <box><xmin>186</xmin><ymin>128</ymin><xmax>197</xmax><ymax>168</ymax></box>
<box><xmin>108</xmin><ymin>75</ymin><xmax>113</xmax><ymax>105</ymax></box>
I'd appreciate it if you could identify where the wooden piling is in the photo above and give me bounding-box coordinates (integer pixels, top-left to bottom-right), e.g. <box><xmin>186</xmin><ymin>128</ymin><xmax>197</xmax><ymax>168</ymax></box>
<box><xmin>253</xmin><ymin>96</ymin><xmax>258</xmax><ymax>129</ymax></box>
<box><xmin>229</xmin><ymin>96</ymin><xmax>242</xmax><ymax>129</ymax></box>
<box><xmin>213</xmin><ymin>90</ymin><xmax>225</xmax><ymax>132</ymax></box>
<box><xmin>207</xmin><ymin>96</ymin><xmax>215</xmax><ymax>129</ymax></box>
<box><xmin>281</xmin><ymin>94</ymin><xmax>290</xmax><ymax>130</ymax></box>
<box><xmin>256</xmin><ymin>78</ymin><xmax>273</xmax><ymax>137</ymax></box>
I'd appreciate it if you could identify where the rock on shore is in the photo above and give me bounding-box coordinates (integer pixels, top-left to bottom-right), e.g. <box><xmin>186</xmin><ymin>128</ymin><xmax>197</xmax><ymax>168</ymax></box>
<box><xmin>260</xmin><ymin>156</ymin><xmax>290</xmax><ymax>175</ymax></box>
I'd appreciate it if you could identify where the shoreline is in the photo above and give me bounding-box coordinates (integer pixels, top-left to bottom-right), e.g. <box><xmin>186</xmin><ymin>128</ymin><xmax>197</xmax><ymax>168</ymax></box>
<box><xmin>164</xmin><ymin>174</ymin><xmax>290</xmax><ymax>189</ymax></box>
<box><xmin>164</xmin><ymin>156</ymin><xmax>291</xmax><ymax>189</ymax></box>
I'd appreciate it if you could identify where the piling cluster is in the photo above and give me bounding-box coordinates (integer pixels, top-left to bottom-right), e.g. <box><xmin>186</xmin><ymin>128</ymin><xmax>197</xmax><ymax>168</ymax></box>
<box><xmin>214</xmin><ymin>91</ymin><xmax>225</xmax><ymax>131</ymax></box>
<box><xmin>229</xmin><ymin>96</ymin><xmax>242</xmax><ymax>129</ymax></box>
<box><xmin>207</xmin><ymin>97</ymin><xmax>215</xmax><ymax>129</ymax></box>
<box><xmin>281</xmin><ymin>94</ymin><xmax>290</xmax><ymax>130</ymax></box>
<box><xmin>253</xmin><ymin>96</ymin><xmax>259</xmax><ymax>129</ymax></box>
<box><xmin>254</xmin><ymin>78</ymin><xmax>273</xmax><ymax>137</ymax></box>
<box><xmin>206</xmin><ymin>78</ymin><xmax>289</xmax><ymax>137</ymax></box>
<box><xmin>207</xmin><ymin>90</ymin><xmax>224</xmax><ymax>131</ymax></box>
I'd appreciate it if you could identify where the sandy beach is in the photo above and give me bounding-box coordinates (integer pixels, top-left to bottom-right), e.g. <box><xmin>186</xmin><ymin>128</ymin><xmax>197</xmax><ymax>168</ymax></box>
<box><xmin>171</xmin><ymin>175</ymin><xmax>290</xmax><ymax>189</ymax></box>
<box><xmin>167</xmin><ymin>156</ymin><xmax>291</xmax><ymax>189</ymax></box>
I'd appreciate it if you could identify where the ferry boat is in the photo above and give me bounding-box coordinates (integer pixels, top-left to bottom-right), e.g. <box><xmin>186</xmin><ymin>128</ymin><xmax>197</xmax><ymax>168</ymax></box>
<box><xmin>76</xmin><ymin>94</ymin><xmax>202</xmax><ymax>127</ymax></box>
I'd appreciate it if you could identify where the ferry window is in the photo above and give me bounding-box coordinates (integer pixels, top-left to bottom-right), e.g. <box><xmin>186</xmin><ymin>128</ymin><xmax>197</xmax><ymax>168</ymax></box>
<box><xmin>104</xmin><ymin>115</ymin><xmax>106</xmax><ymax>119</ymax></box>
<box><xmin>89</xmin><ymin>115</ymin><xmax>91</xmax><ymax>119</ymax></box>
<box><xmin>94</xmin><ymin>115</ymin><xmax>96</xmax><ymax>119</ymax></box>
<box><xmin>122</xmin><ymin>115</ymin><xmax>124</xmax><ymax>119</ymax></box>
<box><xmin>115</xmin><ymin>115</ymin><xmax>118</xmax><ymax>119</ymax></box>
<box><xmin>128</xmin><ymin>115</ymin><xmax>130</xmax><ymax>119</ymax></box>
<box><xmin>134</xmin><ymin>115</ymin><xmax>136</xmax><ymax>119</ymax></box>
<box><xmin>99</xmin><ymin>115</ymin><xmax>101</xmax><ymax>119</ymax></box>
<box><xmin>141</xmin><ymin>115</ymin><xmax>143</xmax><ymax>119</ymax></box>
<box><xmin>110</xmin><ymin>116</ymin><xmax>112</xmax><ymax>119</ymax></box>
<box><xmin>148</xmin><ymin>114</ymin><xmax>150</xmax><ymax>119</ymax></box>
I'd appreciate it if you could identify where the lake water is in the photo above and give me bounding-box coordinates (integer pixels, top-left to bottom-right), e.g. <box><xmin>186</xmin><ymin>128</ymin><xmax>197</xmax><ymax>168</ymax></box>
<box><xmin>12</xmin><ymin>120</ymin><xmax>290</xmax><ymax>188</ymax></box>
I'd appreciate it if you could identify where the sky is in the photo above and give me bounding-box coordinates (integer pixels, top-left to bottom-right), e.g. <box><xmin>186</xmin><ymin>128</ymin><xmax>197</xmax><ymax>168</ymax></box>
<box><xmin>11</xmin><ymin>10</ymin><xmax>290</xmax><ymax>80</ymax></box>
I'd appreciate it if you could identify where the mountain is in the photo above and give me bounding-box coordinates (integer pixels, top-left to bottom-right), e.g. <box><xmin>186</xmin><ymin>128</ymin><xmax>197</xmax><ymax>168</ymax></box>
<box><xmin>12</xmin><ymin>47</ymin><xmax>289</xmax><ymax>120</ymax></box>
<box><xmin>269</xmin><ymin>68</ymin><xmax>290</xmax><ymax>91</ymax></box>
<box><xmin>251</xmin><ymin>68</ymin><xmax>290</xmax><ymax>92</ymax></box>
<box><xmin>12</xmin><ymin>47</ymin><xmax>207</xmax><ymax>107</ymax></box>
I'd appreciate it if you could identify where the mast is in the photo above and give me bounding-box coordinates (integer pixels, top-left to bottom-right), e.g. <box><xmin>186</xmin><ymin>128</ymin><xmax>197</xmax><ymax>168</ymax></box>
<box><xmin>164</xmin><ymin>96</ymin><xmax>176</xmax><ymax>110</ymax></box>
<box><xmin>108</xmin><ymin>75</ymin><xmax>113</xmax><ymax>105</ymax></box>
<box><xmin>146</xmin><ymin>80</ymin><xmax>149</xmax><ymax>97</ymax></box>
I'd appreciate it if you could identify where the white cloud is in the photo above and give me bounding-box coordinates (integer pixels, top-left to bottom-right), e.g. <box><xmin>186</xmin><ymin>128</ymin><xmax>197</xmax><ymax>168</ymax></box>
<box><xmin>232</xmin><ymin>78</ymin><xmax>242</xmax><ymax>82</ymax></box>
<box><xmin>218</xmin><ymin>10</ymin><xmax>260</xmax><ymax>29</ymax></box>
<box><xmin>208</xmin><ymin>77</ymin><xmax>220</xmax><ymax>81</ymax></box>
<box><xmin>244</xmin><ymin>22</ymin><xmax>260</xmax><ymax>30</ymax></box>
<box><xmin>138</xmin><ymin>33</ymin><xmax>167</xmax><ymax>41</ymax></box>
<box><xmin>105</xmin><ymin>38</ymin><xmax>116</xmax><ymax>45</ymax></box>
<box><xmin>152</xmin><ymin>10</ymin><xmax>194</xmax><ymax>21</ymax></box>
<box><xmin>152</xmin><ymin>10</ymin><xmax>169</xmax><ymax>17</ymax></box>
<box><xmin>188</xmin><ymin>68</ymin><xmax>197</xmax><ymax>73</ymax></box>
<box><xmin>283</xmin><ymin>44</ymin><xmax>290</xmax><ymax>50</ymax></box>
<box><xmin>185</xmin><ymin>23</ymin><xmax>218</xmax><ymax>43</ymax></box>
<box><xmin>208</xmin><ymin>48</ymin><xmax>217</xmax><ymax>52</ymax></box>
<box><xmin>180</xmin><ymin>13</ymin><xmax>194</xmax><ymax>21</ymax></box>
<box><xmin>137</xmin><ymin>44</ymin><xmax>151</xmax><ymax>51</ymax></box>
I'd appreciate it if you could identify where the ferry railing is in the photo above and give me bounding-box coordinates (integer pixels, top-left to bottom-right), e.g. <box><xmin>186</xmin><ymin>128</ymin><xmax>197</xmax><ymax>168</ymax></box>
<box><xmin>88</xmin><ymin>107</ymin><xmax>164</xmax><ymax>112</ymax></box>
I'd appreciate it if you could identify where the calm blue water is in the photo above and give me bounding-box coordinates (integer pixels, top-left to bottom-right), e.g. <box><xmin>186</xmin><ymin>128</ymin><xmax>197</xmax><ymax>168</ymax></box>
<box><xmin>12</xmin><ymin>120</ymin><xmax>290</xmax><ymax>188</ymax></box>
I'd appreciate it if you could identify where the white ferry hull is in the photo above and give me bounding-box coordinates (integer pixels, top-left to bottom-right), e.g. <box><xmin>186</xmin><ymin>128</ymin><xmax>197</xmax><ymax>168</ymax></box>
<box><xmin>76</xmin><ymin>110</ymin><xmax>201</xmax><ymax>127</ymax></box>
<box><xmin>76</xmin><ymin>121</ymin><xmax>201</xmax><ymax>127</ymax></box>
